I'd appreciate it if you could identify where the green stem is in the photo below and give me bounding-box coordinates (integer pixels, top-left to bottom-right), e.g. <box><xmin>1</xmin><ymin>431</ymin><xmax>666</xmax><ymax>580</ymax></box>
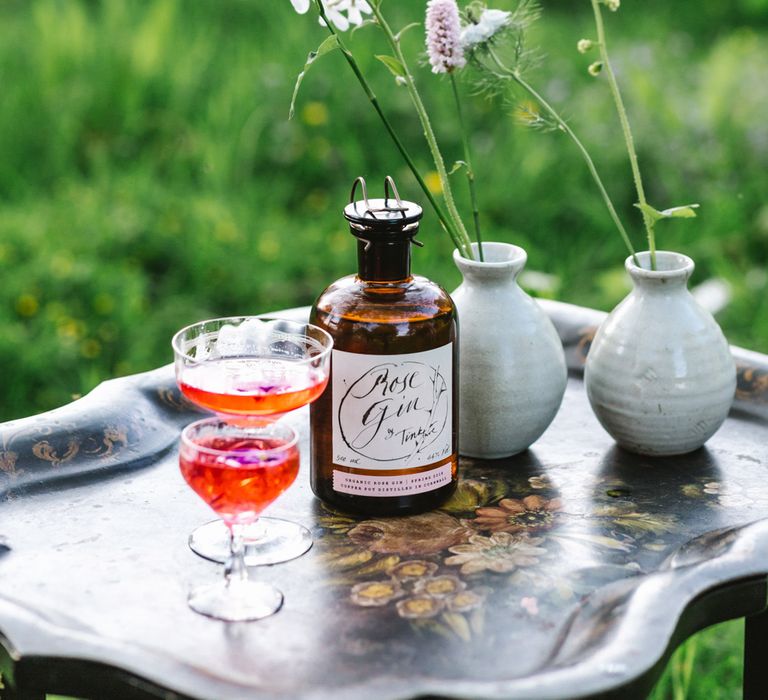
<box><xmin>312</xmin><ymin>1</ymin><xmax>459</xmax><ymax>249</ymax></box>
<box><xmin>450</xmin><ymin>73</ymin><xmax>484</xmax><ymax>261</ymax></box>
<box><xmin>590</xmin><ymin>0</ymin><xmax>655</xmax><ymax>268</ymax></box>
<box><xmin>487</xmin><ymin>48</ymin><xmax>637</xmax><ymax>263</ymax></box>
<box><xmin>370</xmin><ymin>3</ymin><xmax>474</xmax><ymax>259</ymax></box>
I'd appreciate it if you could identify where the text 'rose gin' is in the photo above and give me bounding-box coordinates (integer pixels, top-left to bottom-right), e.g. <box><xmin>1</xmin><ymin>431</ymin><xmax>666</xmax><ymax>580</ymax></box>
<box><xmin>310</xmin><ymin>177</ymin><xmax>458</xmax><ymax>515</ymax></box>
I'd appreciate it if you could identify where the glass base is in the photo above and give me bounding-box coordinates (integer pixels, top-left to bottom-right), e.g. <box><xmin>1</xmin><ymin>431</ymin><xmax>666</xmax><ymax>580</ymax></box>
<box><xmin>188</xmin><ymin>579</ymin><xmax>283</xmax><ymax>621</ymax></box>
<box><xmin>189</xmin><ymin>517</ymin><xmax>313</xmax><ymax>566</ymax></box>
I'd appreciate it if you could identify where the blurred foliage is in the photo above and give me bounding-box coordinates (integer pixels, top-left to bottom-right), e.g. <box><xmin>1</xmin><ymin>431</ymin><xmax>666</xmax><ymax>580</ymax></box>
<box><xmin>0</xmin><ymin>0</ymin><xmax>766</xmax><ymax>423</ymax></box>
<box><xmin>649</xmin><ymin>619</ymin><xmax>744</xmax><ymax>700</ymax></box>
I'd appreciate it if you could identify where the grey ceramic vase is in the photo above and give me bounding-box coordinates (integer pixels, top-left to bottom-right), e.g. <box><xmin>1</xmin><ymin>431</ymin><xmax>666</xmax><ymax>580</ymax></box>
<box><xmin>585</xmin><ymin>251</ymin><xmax>736</xmax><ymax>456</ymax></box>
<box><xmin>452</xmin><ymin>242</ymin><xmax>567</xmax><ymax>458</ymax></box>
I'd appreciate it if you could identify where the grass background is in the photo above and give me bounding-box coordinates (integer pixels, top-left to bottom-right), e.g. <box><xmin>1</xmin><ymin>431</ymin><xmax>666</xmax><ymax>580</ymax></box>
<box><xmin>0</xmin><ymin>0</ymin><xmax>766</xmax><ymax>697</ymax></box>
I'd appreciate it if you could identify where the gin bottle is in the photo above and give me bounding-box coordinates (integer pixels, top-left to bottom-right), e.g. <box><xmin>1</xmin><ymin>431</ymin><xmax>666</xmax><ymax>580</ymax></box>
<box><xmin>310</xmin><ymin>178</ymin><xmax>458</xmax><ymax>515</ymax></box>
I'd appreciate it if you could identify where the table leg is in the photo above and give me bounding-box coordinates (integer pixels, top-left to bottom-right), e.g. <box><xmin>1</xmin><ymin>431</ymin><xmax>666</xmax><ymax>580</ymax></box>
<box><xmin>1</xmin><ymin>685</ymin><xmax>45</xmax><ymax>700</ymax></box>
<box><xmin>1</xmin><ymin>664</ymin><xmax>44</xmax><ymax>700</ymax></box>
<box><xmin>745</xmin><ymin>607</ymin><xmax>768</xmax><ymax>700</ymax></box>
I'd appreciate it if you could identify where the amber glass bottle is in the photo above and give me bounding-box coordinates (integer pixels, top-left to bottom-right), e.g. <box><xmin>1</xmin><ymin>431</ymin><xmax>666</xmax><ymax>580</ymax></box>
<box><xmin>310</xmin><ymin>178</ymin><xmax>458</xmax><ymax>516</ymax></box>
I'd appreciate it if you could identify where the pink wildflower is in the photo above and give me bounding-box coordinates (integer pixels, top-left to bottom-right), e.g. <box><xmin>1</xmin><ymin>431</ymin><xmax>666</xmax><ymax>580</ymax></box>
<box><xmin>425</xmin><ymin>0</ymin><xmax>466</xmax><ymax>74</ymax></box>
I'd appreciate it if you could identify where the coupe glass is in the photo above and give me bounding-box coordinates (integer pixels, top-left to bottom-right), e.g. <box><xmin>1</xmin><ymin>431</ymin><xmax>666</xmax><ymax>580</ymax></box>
<box><xmin>172</xmin><ymin>317</ymin><xmax>332</xmax><ymax>565</ymax></box>
<box><xmin>179</xmin><ymin>417</ymin><xmax>299</xmax><ymax>620</ymax></box>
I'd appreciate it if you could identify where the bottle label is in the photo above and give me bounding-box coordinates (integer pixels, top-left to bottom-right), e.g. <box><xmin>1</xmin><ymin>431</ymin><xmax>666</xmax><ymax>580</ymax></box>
<box><xmin>330</xmin><ymin>343</ymin><xmax>453</xmax><ymax>486</ymax></box>
<box><xmin>332</xmin><ymin>462</ymin><xmax>453</xmax><ymax>497</ymax></box>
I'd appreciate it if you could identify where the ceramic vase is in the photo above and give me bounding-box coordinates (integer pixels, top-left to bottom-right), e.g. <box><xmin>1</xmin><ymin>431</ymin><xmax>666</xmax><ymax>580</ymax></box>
<box><xmin>585</xmin><ymin>251</ymin><xmax>736</xmax><ymax>456</ymax></box>
<box><xmin>452</xmin><ymin>242</ymin><xmax>567</xmax><ymax>458</ymax></box>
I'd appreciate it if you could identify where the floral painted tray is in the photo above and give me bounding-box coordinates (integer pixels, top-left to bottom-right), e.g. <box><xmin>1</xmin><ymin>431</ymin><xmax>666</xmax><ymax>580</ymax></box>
<box><xmin>1</xmin><ymin>302</ymin><xmax>767</xmax><ymax>700</ymax></box>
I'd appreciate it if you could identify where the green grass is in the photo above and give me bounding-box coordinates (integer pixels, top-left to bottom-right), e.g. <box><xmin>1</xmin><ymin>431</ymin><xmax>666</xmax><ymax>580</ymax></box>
<box><xmin>650</xmin><ymin>620</ymin><xmax>744</xmax><ymax>700</ymax></box>
<box><xmin>0</xmin><ymin>0</ymin><xmax>766</xmax><ymax>419</ymax></box>
<box><xmin>0</xmin><ymin>0</ymin><xmax>766</xmax><ymax>696</ymax></box>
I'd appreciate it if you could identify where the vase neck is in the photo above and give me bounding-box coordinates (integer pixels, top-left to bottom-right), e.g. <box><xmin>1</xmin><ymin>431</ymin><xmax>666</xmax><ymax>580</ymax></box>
<box><xmin>453</xmin><ymin>242</ymin><xmax>527</xmax><ymax>284</ymax></box>
<box><xmin>627</xmin><ymin>251</ymin><xmax>694</xmax><ymax>292</ymax></box>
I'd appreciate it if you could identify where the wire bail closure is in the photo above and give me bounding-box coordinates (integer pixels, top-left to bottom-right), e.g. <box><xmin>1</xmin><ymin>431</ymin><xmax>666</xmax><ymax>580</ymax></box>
<box><xmin>347</xmin><ymin>176</ymin><xmax>424</xmax><ymax>250</ymax></box>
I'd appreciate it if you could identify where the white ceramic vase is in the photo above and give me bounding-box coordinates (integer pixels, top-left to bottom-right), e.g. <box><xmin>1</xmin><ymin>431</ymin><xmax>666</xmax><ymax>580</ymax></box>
<box><xmin>452</xmin><ymin>242</ymin><xmax>567</xmax><ymax>458</ymax></box>
<box><xmin>585</xmin><ymin>251</ymin><xmax>736</xmax><ymax>456</ymax></box>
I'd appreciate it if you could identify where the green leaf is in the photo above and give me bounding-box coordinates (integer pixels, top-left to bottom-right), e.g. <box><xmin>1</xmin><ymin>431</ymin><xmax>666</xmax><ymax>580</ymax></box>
<box><xmin>375</xmin><ymin>54</ymin><xmax>406</xmax><ymax>80</ymax></box>
<box><xmin>289</xmin><ymin>35</ymin><xmax>341</xmax><ymax>119</ymax></box>
<box><xmin>635</xmin><ymin>202</ymin><xmax>664</xmax><ymax>223</ymax></box>
<box><xmin>395</xmin><ymin>22</ymin><xmax>421</xmax><ymax>42</ymax></box>
<box><xmin>634</xmin><ymin>202</ymin><xmax>700</xmax><ymax>224</ymax></box>
<box><xmin>352</xmin><ymin>18</ymin><xmax>378</xmax><ymax>35</ymax></box>
<box><xmin>448</xmin><ymin>160</ymin><xmax>468</xmax><ymax>176</ymax></box>
<box><xmin>660</xmin><ymin>203</ymin><xmax>700</xmax><ymax>218</ymax></box>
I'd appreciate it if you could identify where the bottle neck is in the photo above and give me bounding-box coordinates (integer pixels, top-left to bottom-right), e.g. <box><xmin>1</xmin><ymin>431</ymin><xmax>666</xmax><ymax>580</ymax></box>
<box><xmin>356</xmin><ymin>239</ymin><xmax>412</xmax><ymax>283</ymax></box>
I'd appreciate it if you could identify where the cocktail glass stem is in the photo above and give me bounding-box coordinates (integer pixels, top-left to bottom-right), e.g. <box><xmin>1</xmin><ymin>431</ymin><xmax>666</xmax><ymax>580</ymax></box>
<box><xmin>224</xmin><ymin>524</ymin><xmax>248</xmax><ymax>586</ymax></box>
<box><xmin>189</xmin><ymin>516</ymin><xmax>312</xmax><ymax>567</ymax></box>
<box><xmin>187</xmin><ymin>518</ymin><xmax>284</xmax><ymax>622</ymax></box>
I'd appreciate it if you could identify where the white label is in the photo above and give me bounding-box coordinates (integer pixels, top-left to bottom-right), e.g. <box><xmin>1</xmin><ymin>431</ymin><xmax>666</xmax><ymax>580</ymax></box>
<box><xmin>331</xmin><ymin>344</ymin><xmax>453</xmax><ymax>471</ymax></box>
<box><xmin>333</xmin><ymin>464</ymin><xmax>453</xmax><ymax>497</ymax></box>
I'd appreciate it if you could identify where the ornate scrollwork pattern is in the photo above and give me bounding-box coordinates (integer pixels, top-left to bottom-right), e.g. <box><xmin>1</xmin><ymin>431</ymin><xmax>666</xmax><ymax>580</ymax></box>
<box><xmin>0</xmin><ymin>450</ymin><xmax>19</xmax><ymax>476</ymax></box>
<box><xmin>736</xmin><ymin>365</ymin><xmax>768</xmax><ymax>404</ymax></box>
<box><xmin>31</xmin><ymin>438</ymin><xmax>81</xmax><ymax>467</ymax></box>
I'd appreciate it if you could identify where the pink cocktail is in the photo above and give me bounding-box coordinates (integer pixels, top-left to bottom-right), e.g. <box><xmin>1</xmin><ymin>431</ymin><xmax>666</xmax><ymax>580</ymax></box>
<box><xmin>172</xmin><ymin>317</ymin><xmax>332</xmax><ymax>569</ymax></box>
<box><xmin>178</xmin><ymin>357</ymin><xmax>328</xmax><ymax>415</ymax></box>
<box><xmin>180</xmin><ymin>417</ymin><xmax>300</xmax><ymax>621</ymax></box>
<box><xmin>180</xmin><ymin>433</ymin><xmax>300</xmax><ymax>523</ymax></box>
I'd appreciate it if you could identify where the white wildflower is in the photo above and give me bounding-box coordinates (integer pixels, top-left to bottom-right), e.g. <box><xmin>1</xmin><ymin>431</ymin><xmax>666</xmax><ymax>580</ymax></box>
<box><xmin>425</xmin><ymin>0</ymin><xmax>466</xmax><ymax>74</ymax></box>
<box><xmin>604</xmin><ymin>0</ymin><xmax>620</xmax><ymax>10</ymax></box>
<box><xmin>320</xmin><ymin>0</ymin><xmax>372</xmax><ymax>31</ymax></box>
<box><xmin>588</xmin><ymin>61</ymin><xmax>603</xmax><ymax>76</ymax></box>
<box><xmin>577</xmin><ymin>39</ymin><xmax>594</xmax><ymax>54</ymax></box>
<box><xmin>460</xmin><ymin>8</ymin><xmax>512</xmax><ymax>50</ymax></box>
<box><xmin>289</xmin><ymin>0</ymin><xmax>372</xmax><ymax>31</ymax></box>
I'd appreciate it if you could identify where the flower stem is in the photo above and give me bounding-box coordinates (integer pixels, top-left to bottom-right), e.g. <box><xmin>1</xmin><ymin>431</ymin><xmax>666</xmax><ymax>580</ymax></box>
<box><xmin>450</xmin><ymin>73</ymin><xmax>484</xmax><ymax>261</ymax></box>
<box><xmin>487</xmin><ymin>48</ymin><xmax>637</xmax><ymax>264</ymax></box>
<box><xmin>312</xmin><ymin>1</ymin><xmax>461</xmax><ymax>251</ymax></box>
<box><xmin>370</xmin><ymin>3</ymin><xmax>475</xmax><ymax>259</ymax></box>
<box><xmin>589</xmin><ymin>0</ymin><xmax>655</xmax><ymax>269</ymax></box>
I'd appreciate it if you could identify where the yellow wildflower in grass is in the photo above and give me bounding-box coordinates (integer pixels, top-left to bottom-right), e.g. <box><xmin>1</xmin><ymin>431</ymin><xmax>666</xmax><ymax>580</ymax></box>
<box><xmin>57</xmin><ymin>318</ymin><xmax>85</xmax><ymax>342</ymax></box>
<box><xmin>214</xmin><ymin>219</ymin><xmax>240</xmax><ymax>243</ymax></box>
<box><xmin>304</xmin><ymin>188</ymin><xmax>329</xmax><ymax>212</ymax></box>
<box><xmin>301</xmin><ymin>101</ymin><xmax>329</xmax><ymax>127</ymax></box>
<box><xmin>80</xmin><ymin>339</ymin><xmax>102</xmax><ymax>359</ymax></box>
<box><xmin>424</xmin><ymin>170</ymin><xmax>443</xmax><ymax>195</ymax></box>
<box><xmin>93</xmin><ymin>293</ymin><xmax>115</xmax><ymax>315</ymax></box>
<box><xmin>258</xmin><ymin>235</ymin><xmax>280</xmax><ymax>262</ymax></box>
<box><xmin>15</xmin><ymin>294</ymin><xmax>39</xmax><ymax>317</ymax></box>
